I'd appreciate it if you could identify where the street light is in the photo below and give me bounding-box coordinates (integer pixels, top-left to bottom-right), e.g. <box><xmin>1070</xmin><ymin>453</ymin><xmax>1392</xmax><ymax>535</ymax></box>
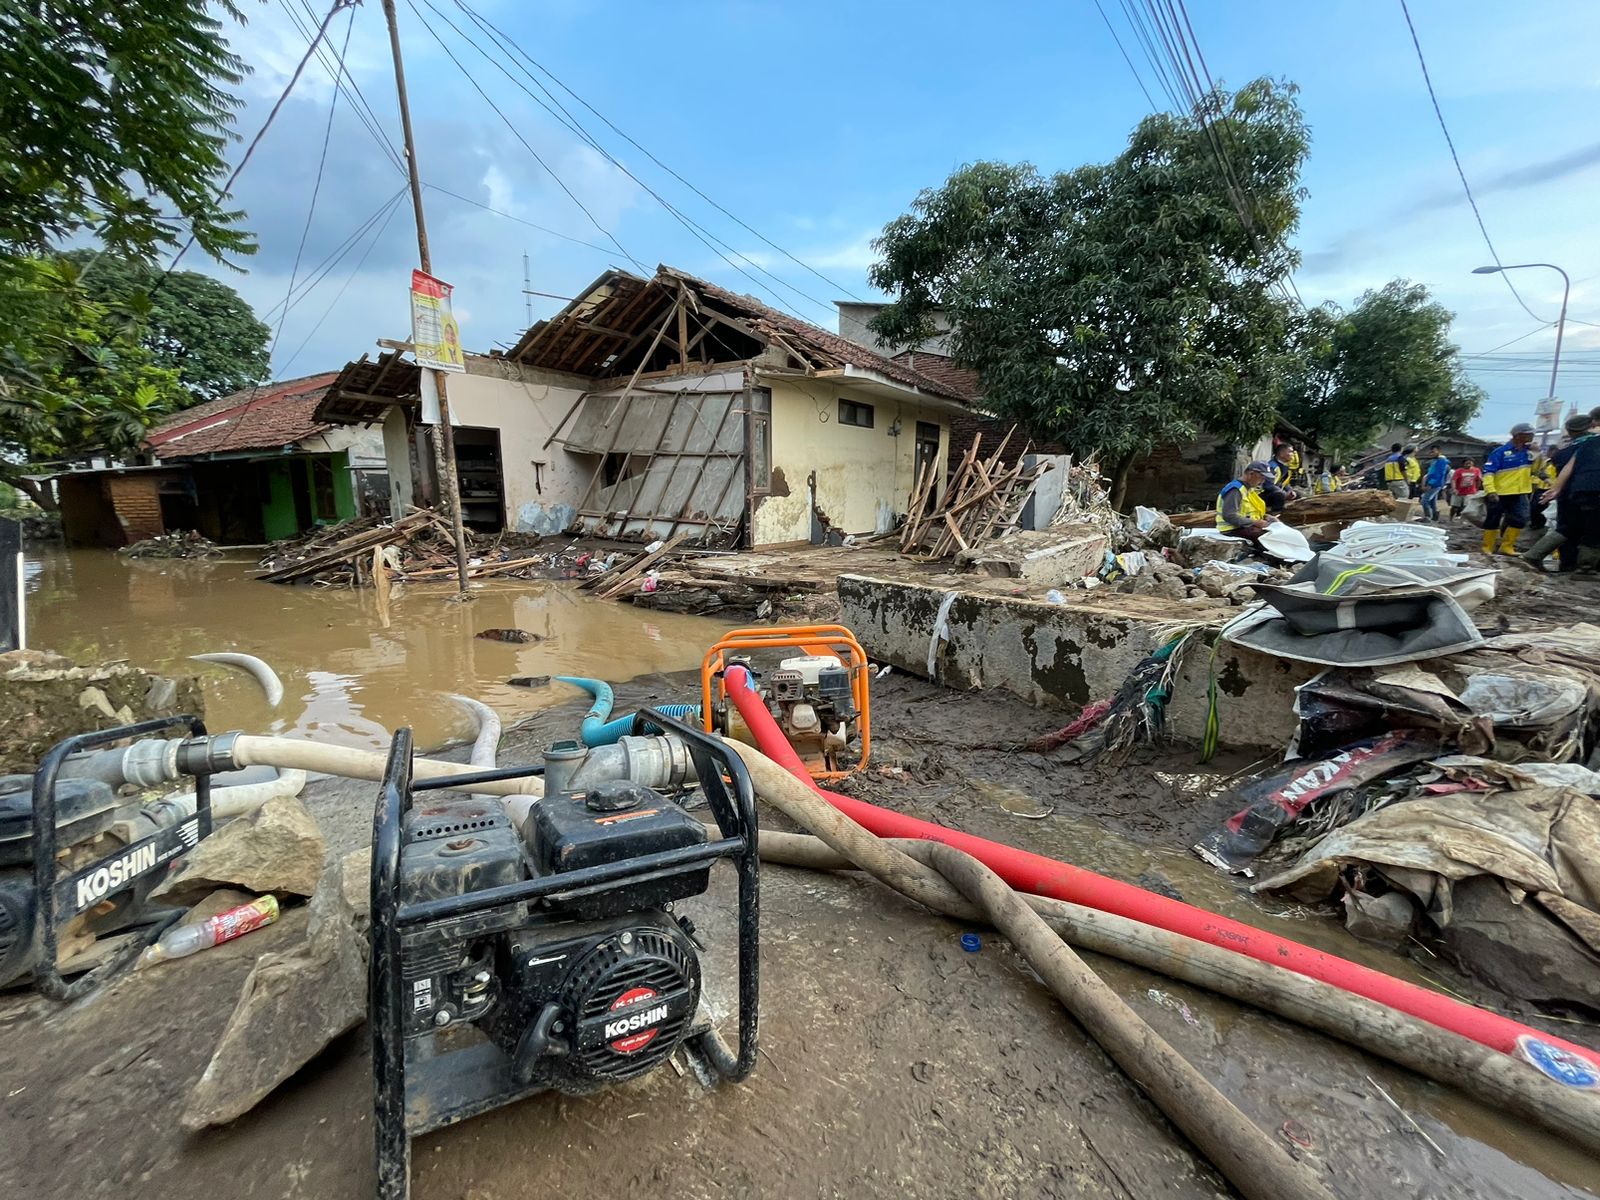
<box><xmin>1472</xmin><ymin>262</ymin><xmax>1571</xmax><ymax>409</ymax></box>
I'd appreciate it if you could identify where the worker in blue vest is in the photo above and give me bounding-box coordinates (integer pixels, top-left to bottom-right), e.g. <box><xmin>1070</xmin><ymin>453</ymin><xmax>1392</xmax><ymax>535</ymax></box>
<box><xmin>1482</xmin><ymin>422</ymin><xmax>1538</xmax><ymax>556</ymax></box>
<box><xmin>1264</xmin><ymin>442</ymin><xmax>1300</xmax><ymax>513</ymax></box>
<box><xmin>1544</xmin><ymin>413</ymin><xmax>1600</xmax><ymax>574</ymax></box>
<box><xmin>1215</xmin><ymin>460</ymin><xmax>1274</xmax><ymax>549</ymax></box>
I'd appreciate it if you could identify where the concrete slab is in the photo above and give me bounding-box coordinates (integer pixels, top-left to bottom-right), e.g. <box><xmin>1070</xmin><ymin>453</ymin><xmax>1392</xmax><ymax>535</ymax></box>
<box><xmin>838</xmin><ymin>574</ymin><xmax>1314</xmax><ymax>750</ymax></box>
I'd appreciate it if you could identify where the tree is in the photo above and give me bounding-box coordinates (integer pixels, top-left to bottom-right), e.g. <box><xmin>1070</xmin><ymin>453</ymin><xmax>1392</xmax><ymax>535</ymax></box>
<box><xmin>0</xmin><ymin>259</ymin><xmax>184</xmax><ymax>511</ymax></box>
<box><xmin>60</xmin><ymin>250</ymin><xmax>270</xmax><ymax>402</ymax></box>
<box><xmin>869</xmin><ymin>79</ymin><xmax>1310</xmax><ymax>507</ymax></box>
<box><xmin>0</xmin><ymin>1</ymin><xmax>254</xmax><ymax>497</ymax></box>
<box><xmin>0</xmin><ymin>0</ymin><xmax>253</xmax><ymax>264</ymax></box>
<box><xmin>1281</xmin><ymin>281</ymin><xmax>1484</xmax><ymax>462</ymax></box>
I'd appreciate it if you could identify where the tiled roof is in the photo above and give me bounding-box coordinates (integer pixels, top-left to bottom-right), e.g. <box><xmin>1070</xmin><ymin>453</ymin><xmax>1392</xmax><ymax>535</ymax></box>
<box><xmin>147</xmin><ymin>372</ymin><xmax>339</xmax><ymax>460</ymax></box>
<box><xmin>888</xmin><ymin>350</ymin><xmax>982</xmax><ymax>402</ymax></box>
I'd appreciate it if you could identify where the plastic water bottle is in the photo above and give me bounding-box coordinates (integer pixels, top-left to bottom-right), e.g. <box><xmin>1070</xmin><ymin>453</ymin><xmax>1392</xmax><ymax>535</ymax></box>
<box><xmin>139</xmin><ymin>895</ymin><xmax>280</xmax><ymax>967</ymax></box>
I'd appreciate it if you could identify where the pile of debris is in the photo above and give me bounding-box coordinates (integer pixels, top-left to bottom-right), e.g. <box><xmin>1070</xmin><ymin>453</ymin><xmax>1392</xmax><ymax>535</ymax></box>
<box><xmin>898</xmin><ymin>431</ymin><xmax>1048</xmax><ymax>559</ymax></box>
<box><xmin>1167</xmin><ymin>487</ymin><xmax>1404</xmax><ymax>533</ymax></box>
<box><xmin>119</xmin><ymin>530</ymin><xmax>221</xmax><ymax>560</ymax></box>
<box><xmin>256</xmin><ymin>509</ymin><xmax>574</xmax><ymax>587</ymax></box>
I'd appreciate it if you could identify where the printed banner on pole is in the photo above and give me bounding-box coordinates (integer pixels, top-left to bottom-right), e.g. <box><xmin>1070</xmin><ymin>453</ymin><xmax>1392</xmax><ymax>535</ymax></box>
<box><xmin>410</xmin><ymin>270</ymin><xmax>465</xmax><ymax>373</ymax></box>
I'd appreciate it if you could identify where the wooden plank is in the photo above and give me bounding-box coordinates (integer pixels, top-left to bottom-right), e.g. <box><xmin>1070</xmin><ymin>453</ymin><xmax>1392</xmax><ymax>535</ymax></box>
<box><xmin>594</xmin><ymin>531</ymin><xmax>690</xmax><ymax>599</ymax></box>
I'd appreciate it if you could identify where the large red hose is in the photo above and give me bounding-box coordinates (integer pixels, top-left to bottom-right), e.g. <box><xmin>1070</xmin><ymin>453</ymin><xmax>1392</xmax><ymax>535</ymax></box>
<box><xmin>724</xmin><ymin>666</ymin><xmax>1600</xmax><ymax>1076</ymax></box>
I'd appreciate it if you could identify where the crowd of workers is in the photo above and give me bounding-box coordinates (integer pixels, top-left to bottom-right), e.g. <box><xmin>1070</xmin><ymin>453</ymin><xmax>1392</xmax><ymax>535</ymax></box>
<box><xmin>1214</xmin><ymin>407</ymin><xmax>1600</xmax><ymax>574</ymax></box>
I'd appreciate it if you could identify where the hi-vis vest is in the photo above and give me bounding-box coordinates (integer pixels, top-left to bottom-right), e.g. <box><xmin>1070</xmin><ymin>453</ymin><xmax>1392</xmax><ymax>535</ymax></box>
<box><xmin>1383</xmin><ymin>455</ymin><xmax>1406</xmax><ymax>482</ymax></box>
<box><xmin>1484</xmin><ymin>443</ymin><xmax>1535</xmax><ymax>496</ymax></box>
<box><xmin>1216</xmin><ymin>481</ymin><xmax>1266</xmax><ymax>532</ymax></box>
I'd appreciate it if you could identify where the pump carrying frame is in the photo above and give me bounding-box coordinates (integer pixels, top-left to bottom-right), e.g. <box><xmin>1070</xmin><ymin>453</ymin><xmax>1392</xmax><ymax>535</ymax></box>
<box><xmin>370</xmin><ymin>707</ymin><xmax>760</xmax><ymax>1200</ymax></box>
<box><xmin>30</xmin><ymin>714</ymin><xmax>213</xmax><ymax>1002</ymax></box>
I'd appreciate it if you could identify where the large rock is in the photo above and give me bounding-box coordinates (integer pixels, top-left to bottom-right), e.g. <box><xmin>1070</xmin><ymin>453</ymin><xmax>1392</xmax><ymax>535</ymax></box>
<box><xmin>0</xmin><ymin>649</ymin><xmax>202</xmax><ymax>774</ymax></box>
<box><xmin>151</xmin><ymin>795</ymin><xmax>325</xmax><ymax>905</ymax></box>
<box><xmin>182</xmin><ymin>857</ymin><xmax>367</xmax><ymax>1130</ymax></box>
<box><xmin>962</xmin><ymin>527</ymin><xmax>1109</xmax><ymax>587</ymax></box>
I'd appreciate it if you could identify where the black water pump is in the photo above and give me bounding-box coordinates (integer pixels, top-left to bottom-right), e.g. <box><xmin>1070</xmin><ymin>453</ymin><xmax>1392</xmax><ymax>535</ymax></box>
<box><xmin>370</xmin><ymin>709</ymin><xmax>758</xmax><ymax>1200</ymax></box>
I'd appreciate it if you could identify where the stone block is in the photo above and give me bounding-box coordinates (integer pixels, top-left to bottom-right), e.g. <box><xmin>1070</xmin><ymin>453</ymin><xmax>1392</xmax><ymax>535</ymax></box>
<box><xmin>152</xmin><ymin>795</ymin><xmax>325</xmax><ymax>905</ymax></box>
<box><xmin>838</xmin><ymin>574</ymin><xmax>1314</xmax><ymax>750</ymax></box>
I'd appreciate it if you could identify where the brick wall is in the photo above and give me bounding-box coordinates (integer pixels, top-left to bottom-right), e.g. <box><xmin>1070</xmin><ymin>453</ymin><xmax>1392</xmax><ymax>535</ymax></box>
<box><xmin>947</xmin><ymin>413</ymin><xmax>1065</xmax><ymax>473</ymax></box>
<box><xmin>105</xmin><ymin>475</ymin><xmax>164</xmax><ymax>544</ymax></box>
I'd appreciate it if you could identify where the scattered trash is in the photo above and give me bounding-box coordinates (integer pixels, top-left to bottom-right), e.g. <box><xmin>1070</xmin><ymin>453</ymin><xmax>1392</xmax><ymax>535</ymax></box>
<box><xmin>476</xmin><ymin>628</ymin><xmax>540</xmax><ymax>643</ymax></box>
<box><xmin>1146</xmin><ymin>988</ymin><xmax>1201</xmax><ymax>1027</ymax></box>
<box><xmin>1045</xmin><ymin>588</ymin><xmax>1066</xmax><ymax>604</ymax></box>
<box><xmin>1280</xmin><ymin>1119</ymin><xmax>1316</xmax><ymax>1152</ymax></box>
<box><xmin>1365</xmin><ymin>1075</ymin><xmax>1447</xmax><ymax>1160</ymax></box>
<box><xmin>506</xmin><ymin>675</ymin><xmax>551</xmax><ymax>688</ymax></box>
<box><xmin>960</xmin><ymin>932</ymin><xmax>982</xmax><ymax>952</ymax></box>
<box><xmin>998</xmin><ymin>792</ymin><xmax>1054</xmax><ymax>819</ymax></box>
<box><xmin>139</xmin><ymin>895</ymin><xmax>280</xmax><ymax>967</ymax></box>
<box><xmin>119</xmin><ymin>530</ymin><xmax>220</xmax><ymax>560</ymax></box>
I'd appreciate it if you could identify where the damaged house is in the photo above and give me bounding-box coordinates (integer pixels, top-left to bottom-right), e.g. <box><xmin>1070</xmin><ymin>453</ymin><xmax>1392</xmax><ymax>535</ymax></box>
<box><xmin>315</xmin><ymin>265</ymin><xmax>975</xmax><ymax>545</ymax></box>
<box><xmin>54</xmin><ymin>373</ymin><xmax>386</xmax><ymax>547</ymax></box>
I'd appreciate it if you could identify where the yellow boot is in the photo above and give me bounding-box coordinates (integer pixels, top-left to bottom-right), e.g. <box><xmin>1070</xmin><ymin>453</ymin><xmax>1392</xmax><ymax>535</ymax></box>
<box><xmin>1498</xmin><ymin>526</ymin><xmax>1521</xmax><ymax>555</ymax></box>
<box><xmin>1482</xmin><ymin>528</ymin><xmax>1499</xmax><ymax>555</ymax></box>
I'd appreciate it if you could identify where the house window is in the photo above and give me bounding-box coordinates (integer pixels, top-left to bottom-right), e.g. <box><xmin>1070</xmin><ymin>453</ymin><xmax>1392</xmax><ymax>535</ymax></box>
<box><xmin>838</xmin><ymin>399</ymin><xmax>874</xmax><ymax>429</ymax></box>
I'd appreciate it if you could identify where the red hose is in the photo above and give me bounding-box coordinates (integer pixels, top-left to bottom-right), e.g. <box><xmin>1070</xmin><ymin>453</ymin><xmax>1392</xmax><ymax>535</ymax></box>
<box><xmin>724</xmin><ymin>666</ymin><xmax>1600</xmax><ymax>1074</ymax></box>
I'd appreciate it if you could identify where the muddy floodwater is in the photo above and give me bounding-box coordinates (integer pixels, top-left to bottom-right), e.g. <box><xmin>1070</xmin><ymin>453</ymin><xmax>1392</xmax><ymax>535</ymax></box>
<box><xmin>23</xmin><ymin>547</ymin><xmax>731</xmax><ymax>750</ymax></box>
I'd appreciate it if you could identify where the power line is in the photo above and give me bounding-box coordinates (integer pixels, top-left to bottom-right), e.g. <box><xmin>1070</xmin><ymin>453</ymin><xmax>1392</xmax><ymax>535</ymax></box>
<box><xmin>415</xmin><ymin>0</ymin><xmax>832</xmax><ymax>321</ymax></box>
<box><xmin>451</xmin><ymin>0</ymin><xmax>868</xmax><ymax>304</ymax></box>
<box><xmin>268</xmin><ymin>3</ymin><xmax>356</xmax><ymax>365</ymax></box>
<box><xmin>1461</xmin><ymin>325</ymin><xmax>1555</xmax><ymax>357</ymax></box>
<box><xmin>1091</xmin><ymin>0</ymin><xmax>1158</xmax><ymax>109</ymax></box>
<box><xmin>422</xmin><ymin>185</ymin><xmax>621</xmax><ymax>256</ymax></box>
<box><xmin>1398</xmin><ymin>0</ymin><xmax>1549</xmax><ymax>325</ymax></box>
<box><xmin>260</xmin><ymin>186</ymin><xmax>410</xmax><ymax>322</ymax></box>
<box><xmin>283</xmin><ymin>0</ymin><xmax>407</xmax><ymax>175</ymax></box>
<box><xmin>399</xmin><ymin>0</ymin><xmax>647</xmax><ymax>274</ymax></box>
<box><xmin>279</xmin><ymin>191</ymin><xmax>409</xmax><ymax>374</ymax></box>
<box><xmin>163</xmin><ymin>0</ymin><xmax>357</xmax><ymax>277</ymax></box>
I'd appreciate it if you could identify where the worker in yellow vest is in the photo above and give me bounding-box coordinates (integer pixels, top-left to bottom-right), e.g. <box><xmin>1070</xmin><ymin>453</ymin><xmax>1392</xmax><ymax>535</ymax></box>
<box><xmin>1482</xmin><ymin>423</ymin><xmax>1538</xmax><ymax>555</ymax></box>
<box><xmin>1215</xmin><ymin>460</ymin><xmax>1273</xmax><ymax>550</ymax></box>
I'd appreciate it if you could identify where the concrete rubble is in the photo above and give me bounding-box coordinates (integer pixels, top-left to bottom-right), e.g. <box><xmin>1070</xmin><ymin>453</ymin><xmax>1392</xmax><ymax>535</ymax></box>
<box><xmin>182</xmin><ymin>856</ymin><xmax>368</xmax><ymax>1129</ymax></box>
<box><xmin>151</xmin><ymin>794</ymin><xmax>326</xmax><ymax>906</ymax></box>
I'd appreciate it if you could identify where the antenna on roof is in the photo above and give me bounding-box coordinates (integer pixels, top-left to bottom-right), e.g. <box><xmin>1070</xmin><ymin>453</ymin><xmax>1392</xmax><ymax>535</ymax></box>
<box><xmin>523</xmin><ymin>251</ymin><xmax>532</xmax><ymax>326</ymax></box>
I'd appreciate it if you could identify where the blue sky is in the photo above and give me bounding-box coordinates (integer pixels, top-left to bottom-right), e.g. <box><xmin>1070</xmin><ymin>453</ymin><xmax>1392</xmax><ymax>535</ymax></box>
<box><xmin>211</xmin><ymin>0</ymin><xmax>1600</xmax><ymax>438</ymax></box>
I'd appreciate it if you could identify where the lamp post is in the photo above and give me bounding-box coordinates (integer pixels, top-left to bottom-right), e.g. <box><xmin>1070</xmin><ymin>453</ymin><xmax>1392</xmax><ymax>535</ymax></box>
<box><xmin>1472</xmin><ymin>262</ymin><xmax>1571</xmax><ymax>407</ymax></box>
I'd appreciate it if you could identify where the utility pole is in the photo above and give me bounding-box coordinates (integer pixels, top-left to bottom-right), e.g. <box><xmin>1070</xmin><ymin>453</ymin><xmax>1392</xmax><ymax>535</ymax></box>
<box><xmin>381</xmin><ymin>0</ymin><xmax>471</xmax><ymax>594</ymax></box>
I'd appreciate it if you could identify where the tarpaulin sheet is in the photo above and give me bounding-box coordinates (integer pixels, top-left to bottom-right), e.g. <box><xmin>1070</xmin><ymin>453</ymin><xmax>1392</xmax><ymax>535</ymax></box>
<box><xmin>1193</xmin><ymin>731</ymin><xmax>1439</xmax><ymax>873</ymax></box>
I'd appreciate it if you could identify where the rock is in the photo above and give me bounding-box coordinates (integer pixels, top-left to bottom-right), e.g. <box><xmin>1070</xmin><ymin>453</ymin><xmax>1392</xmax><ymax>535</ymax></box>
<box><xmin>151</xmin><ymin>796</ymin><xmax>325</xmax><ymax>906</ymax></box>
<box><xmin>1150</xmin><ymin>574</ymin><xmax>1188</xmax><ymax>601</ymax></box>
<box><xmin>182</xmin><ymin>858</ymin><xmax>367</xmax><ymax>1130</ymax></box>
<box><xmin>1177</xmin><ymin>535</ymin><xmax>1247</xmax><ymax>568</ymax></box>
<box><xmin>339</xmin><ymin>847</ymin><xmax>372</xmax><ymax>932</ymax></box>
<box><xmin>0</xmin><ymin>651</ymin><xmax>202</xmax><ymax>774</ymax></box>
<box><xmin>507</xmin><ymin>675</ymin><xmax>550</xmax><ymax>689</ymax></box>
<box><xmin>476</xmin><ymin>628</ymin><xmax>540</xmax><ymax>643</ymax></box>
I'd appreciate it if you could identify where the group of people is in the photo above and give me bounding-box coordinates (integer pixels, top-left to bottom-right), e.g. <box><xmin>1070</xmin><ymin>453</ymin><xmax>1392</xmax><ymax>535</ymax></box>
<box><xmin>1212</xmin><ymin>413</ymin><xmax>1600</xmax><ymax>574</ymax></box>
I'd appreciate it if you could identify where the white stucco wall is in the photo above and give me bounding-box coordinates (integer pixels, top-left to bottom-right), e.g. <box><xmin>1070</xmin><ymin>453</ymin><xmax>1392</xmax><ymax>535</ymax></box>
<box><xmin>435</xmin><ymin>355</ymin><xmax>593</xmax><ymax>535</ymax></box>
<box><xmin>753</xmin><ymin>378</ymin><xmax>952</xmax><ymax>546</ymax></box>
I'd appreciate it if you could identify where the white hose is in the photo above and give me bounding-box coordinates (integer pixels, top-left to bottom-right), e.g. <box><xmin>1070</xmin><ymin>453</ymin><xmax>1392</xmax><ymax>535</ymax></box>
<box><xmin>211</xmin><ymin>768</ymin><xmax>308</xmax><ymax>819</ymax></box>
<box><xmin>191</xmin><ymin>653</ymin><xmax>286</xmax><ymax>708</ymax></box>
<box><xmin>230</xmin><ymin>735</ymin><xmax>545</xmax><ymax>798</ymax></box>
<box><xmin>450</xmin><ymin>693</ymin><xmax>544</xmax><ymax>827</ymax></box>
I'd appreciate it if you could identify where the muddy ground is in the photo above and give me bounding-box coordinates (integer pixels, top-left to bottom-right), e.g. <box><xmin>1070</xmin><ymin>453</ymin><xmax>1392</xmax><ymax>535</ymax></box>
<box><xmin>3</xmin><ymin>671</ymin><xmax>1598</xmax><ymax>1200</ymax></box>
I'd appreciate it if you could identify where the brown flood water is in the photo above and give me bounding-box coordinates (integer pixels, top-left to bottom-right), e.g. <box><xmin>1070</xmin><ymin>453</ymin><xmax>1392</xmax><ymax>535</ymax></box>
<box><xmin>23</xmin><ymin>547</ymin><xmax>732</xmax><ymax>750</ymax></box>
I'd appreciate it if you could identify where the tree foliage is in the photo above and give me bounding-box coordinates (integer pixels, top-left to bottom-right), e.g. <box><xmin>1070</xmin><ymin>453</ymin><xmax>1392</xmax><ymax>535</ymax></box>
<box><xmin>868</xmin><ymin>78</ymin><xmax>1310</xmax><ymax>503</ymax></box>
<box><xmin>0</xmin><ymin>258</ymin><xmax>184</xmax><ymax>509</ymax></box>
<box><xmin>1281</xmin><ymin>280</ymin><xmax>1484</xmax><ymax>461</ymax></box>
<box><xmin>60</xmin><ymin>250</ymin><xmax>270</xmax><ymax>402</ymax></box>
<box><xmin>0</xmin><ymin>0</ymin><xmax>253</xmax><ymax>264</ymax></box>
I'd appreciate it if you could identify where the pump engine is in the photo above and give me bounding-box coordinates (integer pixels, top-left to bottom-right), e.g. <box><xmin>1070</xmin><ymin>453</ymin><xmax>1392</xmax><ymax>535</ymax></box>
<box><xmin>742</xmin><ymin>654</ymin><xmax>857</xmax><ymax>773</ymax></box>
<box><xmin>371</xmin><ymin>710</ymin><xmax>757</xmax><ymax>1199</ymax></box>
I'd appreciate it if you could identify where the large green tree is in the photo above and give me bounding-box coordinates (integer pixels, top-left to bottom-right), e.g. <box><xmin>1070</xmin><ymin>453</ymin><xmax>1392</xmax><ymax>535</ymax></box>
<box><xmin>869</xmin><ymin>78</ymin><xmax>1310</xmax><ymax>506</ymax></box>
<box><xmin>1282</xmin><ymin>281</ymin><xmax>1484</xmax><ymax>462</ymax></box>
<box><xmin>61</xmin><ymin>250</ymin><xmax>270</xmax><ymax>401</ymax></box>
<box><xmin>0</xmin><ymin>258</ymin><xmax>184</xmax><ymax>510</ymax></box>
<box><xmin>0</xmin><ymin>0</ymin><xmax>255</xmax><ymax>497</ymax></box>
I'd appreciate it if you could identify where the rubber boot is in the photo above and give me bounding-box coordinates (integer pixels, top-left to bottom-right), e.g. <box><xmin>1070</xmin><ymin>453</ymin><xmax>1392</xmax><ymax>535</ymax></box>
<box><xmin>1578</xmin><ymin>547</ymin><xmax>1600</xmax><ymax>575</ymax></box>
<box><xmin>1497</xmin><ymin>526</ymin><xmax>1521</xmax><ymax>556</ymax></box>
<box><xmin>1519</xmin><ymin>528</ymin><xmax>1565</xmax><ymax>568</ymax></box>
<box><xmin>1481</xmin><ymin>528</ymin><xmax>1499</xmax><ymax>556</ymax></box>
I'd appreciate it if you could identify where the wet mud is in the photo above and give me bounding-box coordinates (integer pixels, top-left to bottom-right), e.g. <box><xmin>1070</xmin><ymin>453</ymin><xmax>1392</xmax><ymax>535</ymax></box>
<box><xmin>3</xmin><ymin>559</ymin><xmax>1598</xmax><ymax>1199</ymax></box>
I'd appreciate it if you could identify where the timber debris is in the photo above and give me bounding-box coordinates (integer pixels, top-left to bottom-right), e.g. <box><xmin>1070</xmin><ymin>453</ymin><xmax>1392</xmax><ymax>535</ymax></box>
<box><xmin>898</xmin><ymin>431</ymin><xmax>1049</xmax><ymax>560</ymax></box>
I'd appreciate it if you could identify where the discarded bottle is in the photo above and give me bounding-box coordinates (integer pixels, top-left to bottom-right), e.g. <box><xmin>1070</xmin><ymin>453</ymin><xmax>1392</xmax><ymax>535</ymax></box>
<box><xmin>1044</xmin><ymin>589</ymin><xmax>1067</xmax><ymax>605</ymax></box>
<box><xmin>139</xmin><ymin>895</ymin><xmax>280</xmax><ymax>967</ymax></box>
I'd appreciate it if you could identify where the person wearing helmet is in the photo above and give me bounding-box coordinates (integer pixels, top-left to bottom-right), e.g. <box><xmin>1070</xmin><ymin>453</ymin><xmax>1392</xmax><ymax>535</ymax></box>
<box><xmin>1481</xmin><ymin>423</ymin><xmax>1538</xmax><ymax>555</ymax></box>
<box><xmin>1215</xmin><ymin>460</ymin><xmax>1274</xmax><ymax>549</ymax></box>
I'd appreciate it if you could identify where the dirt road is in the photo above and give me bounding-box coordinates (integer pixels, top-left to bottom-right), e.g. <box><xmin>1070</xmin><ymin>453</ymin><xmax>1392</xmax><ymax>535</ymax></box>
<box><xmin>2</xmin><ymin>673</ymin><xmax>1596</xmax><ymax>1199</ymax></box>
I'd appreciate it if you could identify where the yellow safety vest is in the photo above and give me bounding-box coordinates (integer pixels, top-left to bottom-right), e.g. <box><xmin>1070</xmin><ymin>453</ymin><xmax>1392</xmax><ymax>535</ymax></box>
<box><xmin>1216</xmin><ymin>482</ymin><xmax>1266</xmax><ymax>532</ymax></box>
<box><xmin>1383</xmin><ymin>457</ymin><xmax>1405</xmax><ymax>482</ymax></box>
